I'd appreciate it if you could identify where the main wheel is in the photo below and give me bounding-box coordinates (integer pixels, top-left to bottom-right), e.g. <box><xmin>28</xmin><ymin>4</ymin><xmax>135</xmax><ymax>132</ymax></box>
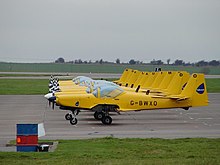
<box><xmin>102</xmin><ymin>116</ymin><xmax>112</xmax><ymax>125</ymax></box>
<box><xmin>65</xmin><ymin>113</ymin><xmax>72</xmax><ymax>120</ymax></box>
<box><xmin>70</xmin><ymin>118</ymin><xmax>78</xmax><ymax>125</ymax></box>
<box><xmin>94</xmin><ymin>112</ymin><xmax>104</xmax><ymax>120</ymax></box>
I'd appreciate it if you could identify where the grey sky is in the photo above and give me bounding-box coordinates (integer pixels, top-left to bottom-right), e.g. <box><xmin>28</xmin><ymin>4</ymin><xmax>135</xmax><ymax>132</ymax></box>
<box><xmin>0</xmin><ymin>0</ymin><xmax>219</xmax><ymax>63</ymax></box>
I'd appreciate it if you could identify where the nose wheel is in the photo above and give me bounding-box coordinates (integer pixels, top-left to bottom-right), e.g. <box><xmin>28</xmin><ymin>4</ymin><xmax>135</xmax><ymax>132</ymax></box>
<box><xmin>70</xmin><ymin>118</ymin><xmax>78</xmax><ymax>125</ymax></box>
<box><xmin>65</xmin><ymin>113</ymin><xmax>72</xmax><ymax>120</ymax></box>
<box><xmin>65</xmin><ymin>109</ymin><xmax>79</xmax><ymax>125</ymax></box>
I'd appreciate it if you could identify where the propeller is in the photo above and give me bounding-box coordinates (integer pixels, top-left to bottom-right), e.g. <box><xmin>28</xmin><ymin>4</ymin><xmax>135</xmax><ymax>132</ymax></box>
<box><xmin>52</xmin><ymin>100</ymin><xmax>55</xmax><ymax>109</ymax></box>
<box><xmin>49</xmin><ymin>95</ymin><xmax>56</xmax><ymax>110</ymax></box>
<box><xmin>44</xmin><ymin>93</ymin><xmax>56</xmax><ymax>109</ymax></box>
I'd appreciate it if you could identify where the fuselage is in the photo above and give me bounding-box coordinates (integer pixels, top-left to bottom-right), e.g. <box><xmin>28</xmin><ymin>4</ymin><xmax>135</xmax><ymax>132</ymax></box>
<box><xmin>55</xmin><ymin>91</ymin><xmax>191</xmax><ymax>112</ymax></box>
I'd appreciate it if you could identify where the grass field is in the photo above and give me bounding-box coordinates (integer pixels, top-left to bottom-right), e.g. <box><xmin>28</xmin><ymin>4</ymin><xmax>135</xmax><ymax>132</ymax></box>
<box><xmin>0</xmin><ymin>79</ymin><xmax>49</xmax><ymax>95</ymax></box>
<box><xmin>1</xmin><ymin>62</ymin><xmax>220</xmax><ymax>74</ymax></box>
<box><xmin>0</xmin><ymin>78</ymin><xmax>219</xmax><ymax>95</ymax></box>
<box><xmin>0</xmin><ymin>74</ymin><xmax>52</xmax><ymax>77</ymax></box>
<box><xmin>206</xmin><ymin>79</ymin><xmax>220</xmax><ymax>93</ymax></box>
<box><xmin>0</xmin><ymin>138</ymin><xmax>219</xmax><ymax>165</ymax></box>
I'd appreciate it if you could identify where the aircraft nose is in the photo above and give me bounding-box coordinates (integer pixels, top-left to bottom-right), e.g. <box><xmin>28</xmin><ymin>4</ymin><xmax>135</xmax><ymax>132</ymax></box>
<box><xmin>45</xmin><ymin>94</ymin><xmax>56</xmax><ymax>109</ymax></box>
<box><xmin>44</xmin><ymin>93</ymin><xmax>53</xmax><ymax>99</ymax></box>
<box><xmin>48</xmin><ymin>96</ymin><xmax>56</xmax><ymax>102</ymax></box>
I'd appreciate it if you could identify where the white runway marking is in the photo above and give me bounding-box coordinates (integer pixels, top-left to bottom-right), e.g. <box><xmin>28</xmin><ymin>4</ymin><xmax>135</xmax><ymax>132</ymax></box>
<box><xmin>197</xmin><ymin>118</ymin><xmax>213</xmax><ymax>120</ymax></box>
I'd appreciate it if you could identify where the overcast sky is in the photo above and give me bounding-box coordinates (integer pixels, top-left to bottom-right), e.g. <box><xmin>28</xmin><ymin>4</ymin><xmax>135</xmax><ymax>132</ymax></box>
<box><xmin>0</xmin><ymin>0</ymin><xmax>219</xmax><ymax>63</ymax></box>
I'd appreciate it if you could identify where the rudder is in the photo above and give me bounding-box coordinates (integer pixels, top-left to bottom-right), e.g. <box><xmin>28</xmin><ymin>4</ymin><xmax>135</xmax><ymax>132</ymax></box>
<box><xmin>181</xmin><ymin>73</ymin><xmax>209</xmax><ymax>107</ymax></box>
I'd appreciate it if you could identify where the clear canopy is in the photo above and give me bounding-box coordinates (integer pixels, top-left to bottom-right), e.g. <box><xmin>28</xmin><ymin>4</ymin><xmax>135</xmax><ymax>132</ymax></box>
<box><xmin>72</xmin><ymin>76</ymin><xmax>93</xmax><ymax>86</ymax></box>
<box><xmin>73</xmin><ymin>76</ymin><xmax>119</xmax><ymax>88</ymax></box>
<box><xmin>92</xmin><ymin>85</ymin><xmax>124</xmax><ymax>98</ymax></box>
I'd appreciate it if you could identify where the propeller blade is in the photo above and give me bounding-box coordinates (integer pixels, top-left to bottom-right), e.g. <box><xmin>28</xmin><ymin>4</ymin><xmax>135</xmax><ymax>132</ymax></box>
<box><xmin>52</xmin><ymin>101</ymin><xmax>55</xmax><ymax>109</ymax></box>
<box><xmin>48</xmin><ymin>95</ymin><xmax>56</xmax><ymax>110</ymax></box>
<box><xmin>44</xmin><ymin>93</ymin><xmax>56</xmax><ymax>109</ymax></box>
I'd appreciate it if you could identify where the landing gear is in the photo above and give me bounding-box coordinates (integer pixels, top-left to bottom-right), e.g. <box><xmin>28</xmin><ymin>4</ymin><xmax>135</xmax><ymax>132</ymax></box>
<box><xmin>93</xmin><ymin>105</ymin><xmax>118</xmax><ymax>125</ymax></box>
<box><xmin>65</xmin><ymin>113</ymin><xmax>72</xmax><ymax>120</ymax></box>
<box><xmin>94</xmin><ymin>111</ymin><xmax>112</xmax><ymax>125</ymax></box>
<box><xmin>64</xmin><ymin>109</ymin><xmax>80</xmax><ymax>125</ymax></box>
<box><xmin>102</xmin><ymin>116</ymin><xmax>112</xmax><ymax>125</ymax></box>
<box><xmin>94</xmin><ymin>111</ymin><xmax>104</xmax><ymax>120</ymax></box>
<box><xmin>70</xmin><ymin>118</ymin><xmax>78</xmax><ymax>125</ymax></box>
<box><xmin>62</xmin><ymin>105</ymin><xmax>118</xmax><ymax>125</ymax></box>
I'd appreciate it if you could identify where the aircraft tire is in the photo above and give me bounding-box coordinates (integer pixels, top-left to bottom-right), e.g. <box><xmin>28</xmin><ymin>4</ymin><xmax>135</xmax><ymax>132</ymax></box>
<box><xmin>70</xmin><ymin>118</ymin><xmax>78</xmax><ymax>125</ymax></box>
<box><xmin>65</xmin><ymin>113</ymin><xmax>72</xmax><ymax>120</ymax></box>
<box><xmin>102</xmin><ymin>116</ymin><xmax>112</xmax><ymax>125</ymax></box>
<box><xmin>94</xmin><ymin>112</ymin><xmax>104</xmax><ymax>120</ymax></box>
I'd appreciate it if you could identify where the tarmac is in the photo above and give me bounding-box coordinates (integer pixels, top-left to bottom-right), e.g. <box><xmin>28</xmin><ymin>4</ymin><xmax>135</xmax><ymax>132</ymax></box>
<box><xmin>0</xmin><ymin>94</ymin><xmax>220</xmax><ymax>151</ymax></box>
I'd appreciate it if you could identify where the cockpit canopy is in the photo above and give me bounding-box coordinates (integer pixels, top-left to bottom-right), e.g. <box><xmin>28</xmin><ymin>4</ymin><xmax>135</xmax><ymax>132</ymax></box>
<box><xmin>72</xmin><ymin>76</ymin><xmax>93</xmax><ymax>86</ymax></box>
<box><xmin>92</xmin><ymin>85</ymin><xmax>124</xmax><ymax>98</ymax></box>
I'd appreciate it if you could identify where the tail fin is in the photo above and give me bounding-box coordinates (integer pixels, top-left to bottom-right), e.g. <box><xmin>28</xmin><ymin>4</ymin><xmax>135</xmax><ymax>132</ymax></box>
<box><xmin>166</xmin><ymin>71</ymin><xmax>190</xmax><ymax>95</ymax></box>
<box><xmin>127</xmin><ymin>70</ymin><xmax>142</xmax><ymax>87</ymax></box>
<box><xmin>142</xmin><ymin>72</ymin><xmax>159</xmax><ymax>88</ymax></box>
<box><xmin>151</xmin><ymin>71</ymin><xmax>166</xmax><ymax>89</ymax></box>
<box><xmin>180</xmin><ymin>73</ymin><xmax>209</xmax><ymax>107</ymax></box>
<box><xmin>114</xmin><ymin>68</ymin><xmax>132</xmax><ymax>84</ymax></box>
<box><xmin>158</xmin><ymin>71</ymin><xmax>175</xmax><ymax>90</ymax></box>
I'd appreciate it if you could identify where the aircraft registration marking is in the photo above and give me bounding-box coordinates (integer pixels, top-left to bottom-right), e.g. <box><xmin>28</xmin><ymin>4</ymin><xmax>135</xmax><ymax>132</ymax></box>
<box><xmin>130</xmin><ymin>100</ymin><xmax>158</xmax><ymax>106</ymax></box>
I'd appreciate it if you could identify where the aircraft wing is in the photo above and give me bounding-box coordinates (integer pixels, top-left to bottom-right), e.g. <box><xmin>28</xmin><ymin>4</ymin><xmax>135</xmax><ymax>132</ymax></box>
<box><xmin>151</xmin><ymin>94</ymin><xmax>189</xmax><ymax>101</ymax></box>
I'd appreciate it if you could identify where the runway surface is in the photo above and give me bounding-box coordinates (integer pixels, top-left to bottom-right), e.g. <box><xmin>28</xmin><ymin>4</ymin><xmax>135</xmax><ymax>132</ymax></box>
<box><xmin>0</xmin><ymin>94</ymin><xmax>220</xmax><ymax>148</ymax></box>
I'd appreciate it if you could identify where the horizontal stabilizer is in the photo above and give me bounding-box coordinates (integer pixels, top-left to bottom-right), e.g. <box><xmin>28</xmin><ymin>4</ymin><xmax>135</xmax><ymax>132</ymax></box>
<box><xmin>151</xmin><ymin>94</ymin><xmax>189</xmax><ymax>101</ymax></box>
<box><xmin>168</xmin><ymin>95</ymin><xmax>189</xmax><ymax>101</ymax></box>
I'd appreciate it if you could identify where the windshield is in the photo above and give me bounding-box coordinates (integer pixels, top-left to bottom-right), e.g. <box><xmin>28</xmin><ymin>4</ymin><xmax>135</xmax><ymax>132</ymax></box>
<box><xmin>92</xmin><ymin>86</ymin><xmax>124</xmax><ymax>98</ymax></box>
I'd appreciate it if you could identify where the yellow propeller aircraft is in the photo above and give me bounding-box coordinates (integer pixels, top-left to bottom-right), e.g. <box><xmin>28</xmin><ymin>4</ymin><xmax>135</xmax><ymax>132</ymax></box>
<box><xmin>45</xmin><ymin>73</ymin><xmax>208</xmax><ymax>125</ymax></box>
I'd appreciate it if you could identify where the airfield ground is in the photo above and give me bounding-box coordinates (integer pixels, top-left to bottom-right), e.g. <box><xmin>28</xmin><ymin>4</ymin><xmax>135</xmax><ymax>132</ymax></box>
<box><xmin>0</xmin><ymin>93</ymin><xmax>219</xmax><ymax>151</ymax></box>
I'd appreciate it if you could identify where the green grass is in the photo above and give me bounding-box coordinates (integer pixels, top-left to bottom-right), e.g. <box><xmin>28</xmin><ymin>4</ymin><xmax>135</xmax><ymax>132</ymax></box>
<box><xmin>0</xmin><ymin>138</ymin><xmax>220</xmax><ymax>165</ymax></box>
<box><xmin>0</xmin><ymin>73</ymin><xmax>70</xmax><ymax>77</ymax></box>
<box><xmin>0</xmin><ymin>78</ymin><xmax>219</xmax><ymax>95</ymax></box>
<box><xmin>206</xmin><ymin>79</ymin><xmax>220</xmax><ymax>93</ymax></box>
<box><xmin>1</xmin><ymin>62</ymin><xmax>220</xmax><ymax>74</ymax></box>
<box><xmin>0</xmin><ymin>74</ymin><xmax>50</xmax><ymax>77</ymax></box>
<box><xmin>0</xmin><ymin>79</ymin><xmax>48</xmax><ymax>95</ymax></box>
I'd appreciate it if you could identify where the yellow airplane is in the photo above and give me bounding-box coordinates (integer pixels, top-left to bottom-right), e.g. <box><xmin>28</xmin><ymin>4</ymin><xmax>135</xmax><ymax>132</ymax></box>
<box><xmin>46</xmin><ymin>73</ymin><xmax>208</xmax><ymax>125</ymax></box>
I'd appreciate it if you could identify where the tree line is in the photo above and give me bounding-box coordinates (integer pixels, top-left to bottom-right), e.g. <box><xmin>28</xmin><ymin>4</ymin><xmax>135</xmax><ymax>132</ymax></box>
<box><xmin>55</xmin><ymin>57</ymin><xmax>220</xmax><ymax>66</ymax></box>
